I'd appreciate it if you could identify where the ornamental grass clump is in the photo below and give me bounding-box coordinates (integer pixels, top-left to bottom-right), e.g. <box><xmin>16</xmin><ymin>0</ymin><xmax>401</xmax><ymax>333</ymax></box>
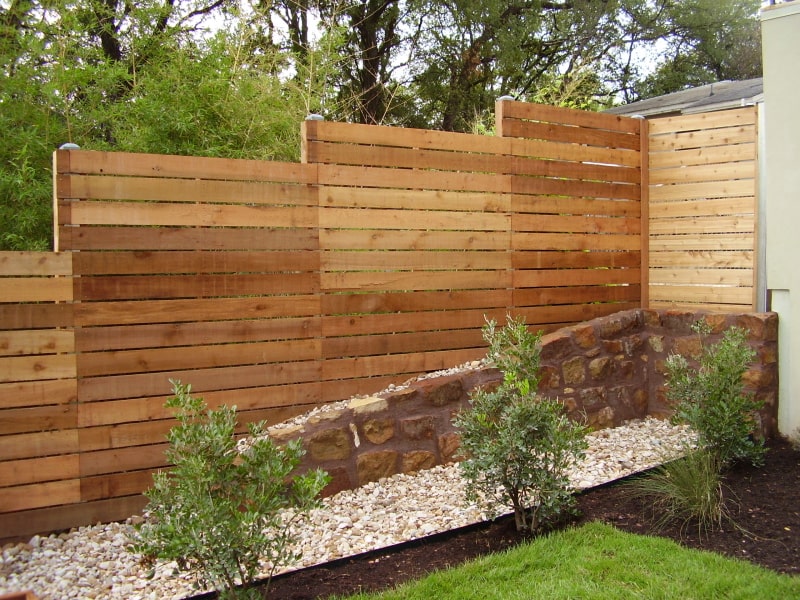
<box><xmin>131</xmin><ymin>380</ymin><xmax>330</xmax><ymax>600</ymax></box>
<box><xmin>454</xmin><ymin>316</ymin><xmax>588</xmax><ymax>534</ymax></box>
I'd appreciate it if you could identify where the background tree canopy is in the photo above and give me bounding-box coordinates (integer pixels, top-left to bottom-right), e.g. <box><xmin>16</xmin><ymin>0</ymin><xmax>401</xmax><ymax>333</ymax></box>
<box><xmin>1</xmin><ymin>0</ymin><xmax>762</xmax><ymax>250</ymax></box>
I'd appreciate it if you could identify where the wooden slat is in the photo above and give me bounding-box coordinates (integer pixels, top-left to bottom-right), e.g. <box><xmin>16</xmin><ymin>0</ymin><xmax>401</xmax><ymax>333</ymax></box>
<box><xmin>514</xmin><ymin>268</ymin><xmax>641</xmax><ymax>288</ymax></box>
<box><xmin>75</xmin><ymin>295</ymin><xmax>320</xmax><ymax>327</ymax></box>
<box><xmin>0</xmin><ymin>404</ymin><xmax>77</xmax><ymax>435</ymax></box>
<box><xmin>321</xmin><ymin>250</ymin><xmax>509</xmax><ymax>271</ymax></box>
<box><xmin>649</xmin><ymin>124</ymin><xmax>757</xmax><ymax>152</ymax></box>
<box><xmin>511</xmin><ymin>195</ymin><xmax>641</xmax><ymax>217</ymax></box>
<box><xmin>321</xmin><ymin>186</ymin><xmax>511</xmax><ymax>212</ymax></box>
<box><xmin>649</xmin><ymin>161</ymin><xmax>755</xmax><ymax>185</ymax></box>
<box><xmin>502</xmin><ymin>119</ymin><xmax>640</xmax><ymax>150</ymax></box>
<box><xmin>512</xmin><ymin>232</ymin><xmax>641</xmax><ymax>252</ymax></box>
<box><xmin>0</xmin><ymin>330</ymin><xmax>74</xmax><ymax>357</ymax></box>
<box><xmin>649</xmin><ymin>179</ymin><xmax>754</xmax><ymax>202</ymax></box>
<box><xmin>320</xmin><ymin>207</ymin><xmax>509</xmax><ymax>231</ymax></box>
<box><xmin>57</xmin><ymin>149</ymin><xmax>316</xmax><ymax>183</ymax></box>
<box><xmin>649</xmin><ymin>142</ymin><xmax>756</xmax><ymax>169</ymax></box>
<box><xmin>317</xmin><ymin>164</ymin><xmax>511</xmax><ymax>193</ymax></box>
<box><xmin>649</xmin><ymin>268</ymin><xmax>753</xmax><ymax>287</ymax></box>
<box><xmin>0</xmin><ymin>455</ymin><xmax>79</xmax><ymax>486</ymax></box>
<box><xmin>73</xmin><ymin>250</ymin><xmax>319</xmax><ymax>275</ymax></box>
<box><xmin>62</xmin><ymin>175</ymin><xmax>316</xmax><ymax>205</ymax></box>
<box><xmin>649</xmin><ymin>235</ymin><xmax>754</xmax><ymax>252</ymax></box>
<box><xmin>512</xmin><ymin>250</ymin><xmax>640</xmax><ymax>270</ymax></box>
<box><xmin>0</xmin><ymin>480</ymin><xmax>81</xmax><ymax>512</ymax></box>
<box><xmin>0</xmin><ymin>379</ymin><xmax>77</xmax><ymax>408</ymax></box>
<box><xmin>0</xmin><ymin>278</ymin><xmax>73</xmax><ymax>303</ymax></box>
<box><xmin>649</xmin><ymin>197</ymin><xmax>754</xmax><ymax>218</ymax></box>
<box><xmin>511</xmin><ymin>174</ymin><xmax>640</xmax><ymax>201</ymax></box>
<box><xmin>306</xmin><ymin>120</ymin><xmax>511</xmax><ymax>154</ymax></box>
<box><xmin>321</xmin><ymin>229</ymin><xmax>510</xmax><ymax>251</ymax></box>
<box><xmin>75</xmin><ymin>316</ymin><xmax>319</xmax><ymax>352</ymax></box>
<box><xmin>0</xmin><ymin>252</ymin><xmax>72</xmax><ymax>276</ymax></box>
<box><xmin>69</xmin><ymin>201</ymin><xmax>317</xmax><ymax>228</ymax></box>
<box><xmin>61</xmin><ymin>226</ymin><xmax>319</xmax><ymax>251</ymax></box>
<box><xmin>0</xmin><ymin>354</ymin><xmax>76</xmax><ymax>383</ymax></box>
<box><xmin>501</xmin><ymin>101</ymin><xmax>642</xmax><ymax>134</ymax></box>
<box><xmin>321</xmin><ymin>289</ymin><xmax>510</xmax><ymax>315</ymax></box>
<box><xmin>649</xmin><ymin>215</ymin><xmax>755</xmax><ymax>235</ymax></box>
<box><xmin>649</xmin><ymin>285</ymin><xmax>753</xmax><ymax>305</ymax></box>
<box><xmin>513</xmin><ymin>214</ymin><xmax>640</xmax><ymax>235</ymax></box>
<box><xmin>0</xmin><ymin>430</ymin><xmax>79</xmax><ymax>461</ymax></box>
<box><xmin>76</xmin><ymin>273</ymin><xmax>318</xmax><ymax>301</ymax></box>
<box><xmin>321</xmin><ymin>270</ymin><xmax>512</xmax><ymax>293</ymax></box>
<box><xmin>648</xmin><ymin>107</ymin><xmax>756</xmax><ymax>135</ymax></box>
<box><xmin>79</xmin><ymin>338</ymin><xmax>320</xmax><ymax>377</ymax></box>
<box><xmin>649</xmin><ymin>250</ymin><xmax>754</xmax><ymax>269</ymax></box>
<box><xmin>510</xmin><ymin>138</ymin><xmax>640</xmax><ymax>168</ymax></box>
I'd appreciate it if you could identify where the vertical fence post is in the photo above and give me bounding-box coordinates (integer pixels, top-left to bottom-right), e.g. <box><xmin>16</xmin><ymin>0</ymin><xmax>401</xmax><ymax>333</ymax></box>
<box><xmin>634</xmin><ymin>116</ymin><xmax>650</xmax><ymax>310</ymax></box>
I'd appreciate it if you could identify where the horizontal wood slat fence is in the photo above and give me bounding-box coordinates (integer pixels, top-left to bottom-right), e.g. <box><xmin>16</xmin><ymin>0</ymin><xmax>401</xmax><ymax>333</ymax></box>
<box><xmin>0</xmin><ymin>101</ymin><xmax>757</xmax><ymax>540</ymax></box>
<box><xmin>648</xmin><ymin>106</ymin><xmax>758</xmax><ymax>310</ymax></box>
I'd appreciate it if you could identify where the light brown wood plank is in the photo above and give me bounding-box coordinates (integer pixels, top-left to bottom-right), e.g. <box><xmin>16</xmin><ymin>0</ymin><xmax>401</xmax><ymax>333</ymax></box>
<box><xmin>501</xmin><ymin>101</ymin><xmax>642</xmax><ymax>134</ymax></box>
<box><xmin>317</xmin><ymin>164</ymin><xmax>511</xmax><ymax>194</ymax></box>
<box><xmin>57</xmin><ymin>149</ymin><xmax>315</xmax><ymax>183</ymax></box>
<box><xmin>514</xmin><ymin>268</ymin><xmax>641</xmax><ymax>288</ymax></box>
<box><xmin>649</xmin><ymin>143</ymin><xmax>756</xmax><ymax>169</ymax></box>
<box><xmin>0</xmin><ymin>480</ymin><xmax>80</xmax><ymax>512</ymax></box>
<box><xmin>0</xmin><ymin>404</ymin><xmax>77</xmax><ymax>435</ymax></box>
<box><xmin>649</xmin><ymin>179</ymin><xmax>754</xmax><ymax>202</ymax></box>
<box><xmin>0</xmin><ymin>252</ymin><xmax>72</xmax><ymax>276</ymax></box>
<box><xmin>648</xmin><ymin>107</ymin><xmax>756</xmax><ymax>136</ymax></box>
<box><xmin>0</xmin><ymin>330</ymin><xmax>74</xmax><ymax>357</ymax></box>
<box><xmin>76</xmin><ymin>316</ymin><xmax>320</xmax><ymax>352</ymax></box>
<box><xmin>61</xmin><ymin>226</ymin><xmax>319</xmax><ymax>251</ymax></box>
<box><xmin>320</xmin><ymin>186</ymin><xmax>511</xmax><ymax>212</ymax></box>
<box><xmin>0</xmin><ymin>455</ymin><xmax>79</xmax><ymax>486</ymax></box>
<box><xmin>0</xmin><ymin>430</ymin><xmax>79</xmax><ymax>461</ymax></box>
<box><xmin>649</xmin><ymin>284</ymin><xmax>753</xmax><ymax>306</ymax></box>
<box><xmin>0</xmin><ymin>379</ymin><xmax>77</xmax><ymax>409</ymax></box>
<box><xmin>649</xmin><ymin>250</ymin><xmax>754</xmax><ymax>269</ymax></box>
<box><xmin>649</xmin><ymin>161</ymin><xmax>755</xmax><ymax>186</ymax></box>
<box><xmin>649</xmin><ymin>197</ymin><xmax>754</xmax><ymax>218</ymax></box>
<box><xmin>69</xmin><ymin>201</ymin><xmax>318</xmax><ymax>228</ymax></box>
<box><xmin>0</xmin><ymin>278</ymin><xmax>73</xmax><ymax>302</ymax></box>
<box><xmin>513</xmin><ymin>214</ymin><xmax>641</xmax><ymax>235</ymax></box>
<box><xmin>510</xmin><ymin>138</ymin><xmax>640</xmax><ymax>168</ymax></box>
<box><xmin>0</xmin><ymin>354</ymin><xmax>76</xmax><ymax>383</ymax></box>
<box><xmin>512</xmin><ymin>232</ymin><xmax>641</xmax><ymax>252</ymax></box>
<box><xmin>321</xmin><ymin>289</ymin><xmax>510</xmax><ymax>315</ymax></box>
<box><xmin>649</xmin><ymin>215</ymin><xmax>755</xmax><ymax>236</ymax></box>
<box><xmin>79</xmin><ymin>338</ymin><xmax>320</xmax><ymax>377</ymax></box>
<box><xmin>649</xmin><ymin>268</ymin><xmax>753</xmax><ymax>287</ymax></box>
<box><xmin>321</xmin><ymin>270</ymin><xmax>512</xmax><ymax>293</ymax></box>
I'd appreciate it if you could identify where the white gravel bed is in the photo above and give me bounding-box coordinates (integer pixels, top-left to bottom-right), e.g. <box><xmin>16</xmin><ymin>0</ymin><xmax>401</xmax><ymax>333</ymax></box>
<box><xmin>0</xmin><ymin>417</ymin><xmax>695</xmax><ymax>600</ymax></box>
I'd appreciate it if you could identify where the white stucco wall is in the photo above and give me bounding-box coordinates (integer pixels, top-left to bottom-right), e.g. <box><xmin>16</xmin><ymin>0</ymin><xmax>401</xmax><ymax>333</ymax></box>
<box><xmin>761</xmin><ymin>2</ymin><xmax>800</xmax><ymax>435</ymax></box>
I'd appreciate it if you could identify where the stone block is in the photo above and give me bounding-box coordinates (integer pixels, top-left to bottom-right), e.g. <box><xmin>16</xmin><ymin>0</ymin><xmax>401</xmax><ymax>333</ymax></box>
<box><xmin>540</xmin><ymin>330</ymin><xmax>574</xmax><ymax>361</ymax></box>
<box><xmin>400</xmin><ymin>415</ymin><xmax>436</xmax><ymax>440</ymax></box>
<box><xmin>357</xmin><ymin>450</ymin><xmax>398</xmax><ymax>485</ymax></box>
<box><xmin>736</xmin><ymin>313</ymin><xmax>779</xmax><ymax>341</ymax></box>
<box><xmin>416</xmin><ymin>376</ymin><xmax>464</xmax><ymax>407</ymax></box>
<box><xmin>588</xmin><ymin>406</ymin><xmax>615</xmax><ymax>429</ymax></box>
<box><xmin>268</xmin><ymin>424</ymin><xmax>304</xmax><ymax>444</ymax></box>
<box><xmin>602</xmin><ymin>339</ymin><xmax>624</xmax><ymax>354</ymax></box>
<box><xmin>562</xmin><ymin>356</ymin><xmax>586</xmax><ymax>385</ymax></box>
<box><xmin>307</xmin><ymin>407</ymin><xmax>346</xmax><ymax>425</ymax></box>
<box><xmin>589</xmin><ymin>356</ymin><xmax>612</xmax><ymax>380</ymax></box>
<box><xmin>401</xmin><ymin>450</ymin><xmax>437</xmax><ymax>474</ymax></box>
<box><xmin>363</xmin><ymin>418</ymin><xmax>395</xmax><ymax>445</ymax></box>
<box><xmin>308</xmin><ymin>428</ymin><xmax>352</xmax><ymax>461</ymax></box>
<box><xmin>673</xmin><ymin>335</ymin><xmax>703</xmax><ymax>360</ymax></box>
<box><xmin>579</xmin><ymin>387</ymin><xmax>606</xmax><ymax>409</ymax></box>
<box><xmin>348</xmin><ymin>396</ymin><xmax>388</xmax><ymax>415</ymax></box>
<box><xmin>597</xmin><ymin>310</ymin><xmax>640</xmax><ymax>338</ymax></box>
<box><xmin>438</xmin><ymin>432</ymin><xmax>461</xmax><ymax>463</ymax></box>
<box><xmin>648</xmin><ymin>335</ymin><xmax>664</xmax><ymax>353</ymax></box>
<box><xmin>571</xmin><ymin>323</ymin><xmax>597</xmax><ymax>349</ymax></box>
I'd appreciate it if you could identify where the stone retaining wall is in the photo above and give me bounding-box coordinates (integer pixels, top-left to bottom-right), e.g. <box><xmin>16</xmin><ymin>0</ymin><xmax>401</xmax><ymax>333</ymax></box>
<box><xmin>270</xmin><ymin>309</ymin><xmax>778</xmax><ymax>496</ymax></box>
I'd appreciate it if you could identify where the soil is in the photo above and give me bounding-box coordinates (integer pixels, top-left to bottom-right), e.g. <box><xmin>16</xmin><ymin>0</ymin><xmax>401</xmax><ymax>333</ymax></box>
<box><xmin>256</xmin><ymin>437</ymin><xmax>800</xmax><ymax>599</ymax></box>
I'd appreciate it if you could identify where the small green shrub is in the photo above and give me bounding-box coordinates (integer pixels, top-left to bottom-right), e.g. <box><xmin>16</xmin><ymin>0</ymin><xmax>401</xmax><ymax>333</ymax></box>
<box><xmin>454</xmin><ymin>316</ymin><xmax>587</xmax><ymax>534</ymax></box>
<box><xmin>131</xmin><ymin>381</ymin><xmax>330</xmax><ymax>599</ymax></box>
<box><xmin>665</xmin><ymin>322</ymin><xmax>765</xmax><ymax>467</ymax></box>
<box><xmin>626</xmin><ymin>448</ymin><xmax>732</xmax><ymax>536</ymax></box>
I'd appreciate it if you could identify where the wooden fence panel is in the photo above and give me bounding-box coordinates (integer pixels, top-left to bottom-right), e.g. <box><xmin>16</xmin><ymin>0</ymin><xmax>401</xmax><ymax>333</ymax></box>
<box><xmin>50</xmin><ymin>150</ymin><xmax>323</xmax><ymax>533</ymax></box>
<box><xmin>496</xmin><ymin>101</ymin><xmax>644</xmax><ymax>327</ymax></box>
<box><xmin>648</xmin><ymin>106</ymin><xmax>758</xmax><ymax>311</ymax></box>
<box><xmin>0</xmin><ymin>252</ymin><xmax>79</xmax><ymax>535</ymax></box>
<box><xmin>304</xmin><ymin>121</ymin><xmax>514</xmax><ymax>400</ymax></box>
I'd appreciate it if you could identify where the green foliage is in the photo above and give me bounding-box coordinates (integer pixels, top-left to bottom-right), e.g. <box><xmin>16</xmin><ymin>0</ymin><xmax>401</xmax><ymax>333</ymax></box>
<box><xmin>666</xmin><ymin>322</ymin><xmax>765</xmax><ymax>467</ymax></box>
<box><xmin>625</xmin><ymin>448</ymin><xmax>732</xmax><ymax>536</ymax></box>
<box><xmin>131</xmin><ymin>381</ymin><xmax>330</xmax><ymax>600</ymax></box>
<box><xmin>454</xmin><ymin>316</ymin><xmax>587</xmax><ymax>533</ymax></box>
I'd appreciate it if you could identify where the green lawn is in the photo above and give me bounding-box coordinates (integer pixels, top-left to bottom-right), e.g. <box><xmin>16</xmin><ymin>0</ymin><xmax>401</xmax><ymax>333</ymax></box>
<box><xmin>341</xmin><ymin>522</ymin><xmax>800</xmax><ymax>600</ymax></box>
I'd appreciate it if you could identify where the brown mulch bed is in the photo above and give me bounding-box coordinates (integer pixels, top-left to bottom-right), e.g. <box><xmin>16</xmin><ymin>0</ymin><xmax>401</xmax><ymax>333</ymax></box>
<box><xmin>256</xmin><ymin>437</ymin><xmax>800</xmax><ymax>599</ymax></box>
